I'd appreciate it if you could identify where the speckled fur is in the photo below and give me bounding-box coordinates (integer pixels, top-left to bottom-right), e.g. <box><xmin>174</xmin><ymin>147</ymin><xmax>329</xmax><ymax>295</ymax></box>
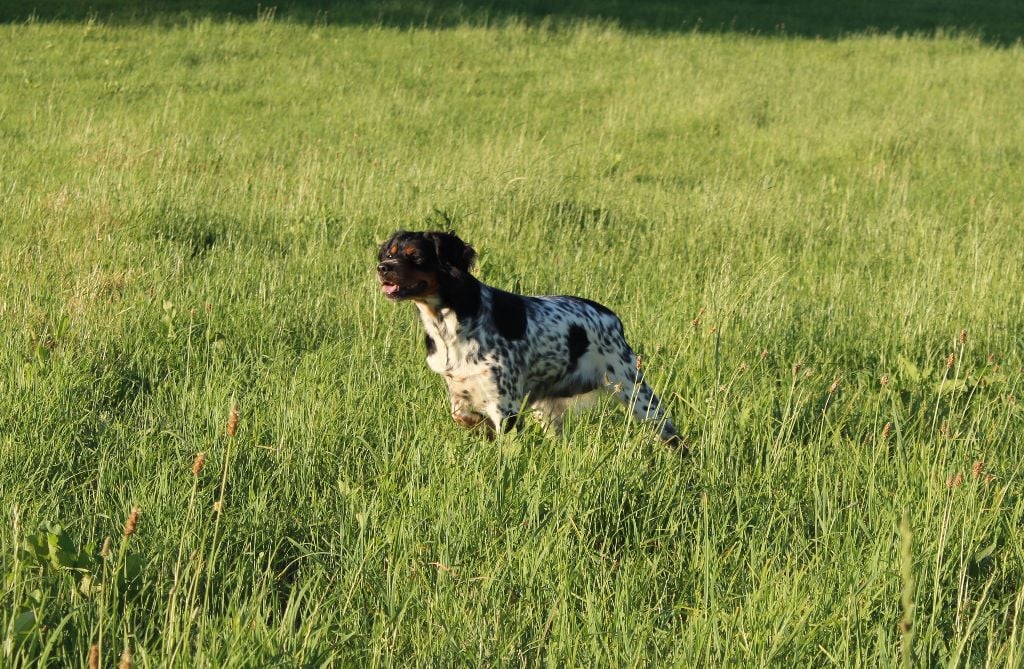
<box><xmin>377</xmin><ymin>230</ymin><xmax>684</xmax><ymax>450</ymax></box>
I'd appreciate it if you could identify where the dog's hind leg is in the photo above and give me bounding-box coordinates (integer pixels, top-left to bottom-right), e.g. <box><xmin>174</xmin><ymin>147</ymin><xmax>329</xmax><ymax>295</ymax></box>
<box><xmin>531</xmin><ymin>398</ymin><xmax>570</xmax><ymax>435</ymax></box>
<box><xmin>604</xmin><ymin>355</ymin><xmax>685</xmax><ymax>451</ymax></box>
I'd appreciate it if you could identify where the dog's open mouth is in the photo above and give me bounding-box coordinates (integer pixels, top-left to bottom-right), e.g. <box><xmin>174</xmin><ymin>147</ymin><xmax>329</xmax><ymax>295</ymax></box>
<box><xmin>380</xmin><ymin>280</ymin><xmax>426</xmax><ymax>299</ymax></box>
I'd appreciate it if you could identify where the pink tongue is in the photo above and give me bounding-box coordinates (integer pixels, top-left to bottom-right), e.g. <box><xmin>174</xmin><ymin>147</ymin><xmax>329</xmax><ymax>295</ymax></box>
<box><xmin>382</xmin><ymin>283</ymin><xmax>400</xmax><ymax>295</ymax></box>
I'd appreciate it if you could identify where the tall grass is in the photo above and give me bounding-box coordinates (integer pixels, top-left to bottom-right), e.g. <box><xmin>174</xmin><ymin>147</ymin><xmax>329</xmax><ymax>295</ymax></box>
<box><xmin>1</xmin><ymin>16</ymin><xmax>1023</xmax><ymax>667</ymax></box>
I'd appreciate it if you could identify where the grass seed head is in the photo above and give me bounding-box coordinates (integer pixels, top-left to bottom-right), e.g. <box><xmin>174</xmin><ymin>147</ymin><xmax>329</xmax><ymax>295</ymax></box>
<box><xmin>828</xmin><ymin>377</ymin><xmax>841</xmax><ymax>394</ymax></box>
<box><xmin>123</xmin><ymin>507</ymin><xmax>141</xmax><ymax>537</ymax></box>
<box><xmin>191</xmin><ymin>452</ymin><xmax>206</xmax><ymax>477</ymax></box>
<box><xmin>972</xmin><ymin>460</ymin><xmax>985</xmax><ymax>479</ymax></box>
<box><xmin>959</xmin><ymin>329</ymin><xmax>967</xmax><ymax>345</ymax></box>
<box><xmin>760</xmin><ymin>349</ymin><xmax>768</xmax><ymax>360</ymax></box>
<box><xmin>101</xmin><ymin>535</ymin><xmax>112</xmax><ymax>559</ymax></box>
<box><xmin>946</xmin><ymin>472</ymin><xmax>964</xmax><ymax>488</ymax></box>
<box><xmin>882</xmin><ymin>422</ymin><xmax>892</xmax><ymax>440</ymax></box>
<box><xmin>880</xmin><ymin>373</ymin><xmax>889</xmax><ymax>387</ymax></box>
<box><xmin>946</xmin><ymin>352</ymin><xmax>956</xmax><ymax>369</ymax></box>
<box><xmin>227</xmin><ymin>403</ymin><xmax>240</xmax><ymax>437</ymax></box>
<box><xmin>738</xmin><ymin>362</ymin><xmax>748</xmax><ymax>372</ymax></box>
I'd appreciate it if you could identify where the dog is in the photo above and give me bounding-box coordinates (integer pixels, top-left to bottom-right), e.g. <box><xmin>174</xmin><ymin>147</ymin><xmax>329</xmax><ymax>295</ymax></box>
<box><xmin>376</xmin><ymin>230</ymin><xmax>685</xmax><ymax>452</ymax></box>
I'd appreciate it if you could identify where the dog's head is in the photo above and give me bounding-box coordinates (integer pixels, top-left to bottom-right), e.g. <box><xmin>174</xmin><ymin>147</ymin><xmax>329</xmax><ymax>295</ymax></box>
<box><xmin>376</xmin><ymin>230</ymin><xmax>477</xmax><ymax>302</ymax></box>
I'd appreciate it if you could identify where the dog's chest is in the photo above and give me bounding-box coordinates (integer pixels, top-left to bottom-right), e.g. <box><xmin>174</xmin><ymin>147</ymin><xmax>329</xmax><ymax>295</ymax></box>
<box><xmin>417</xmin><ymin>304</ymin><xmax>487</xmax><ymax>377</ymax></box>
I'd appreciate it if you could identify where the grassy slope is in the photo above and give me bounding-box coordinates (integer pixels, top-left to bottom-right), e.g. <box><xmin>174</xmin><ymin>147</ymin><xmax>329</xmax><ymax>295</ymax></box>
<box><xmin>1</xmin><ymin>17</ymin><xmax>1024</xmax><ymax>667</ymax></box>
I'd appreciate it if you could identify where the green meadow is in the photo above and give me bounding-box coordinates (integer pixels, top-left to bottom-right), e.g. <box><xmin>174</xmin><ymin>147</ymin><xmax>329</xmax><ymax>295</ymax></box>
<box><xmin>2</xmin><ymin>6</ymin><xmax>1023</xmax><ymax>666</ymax></box>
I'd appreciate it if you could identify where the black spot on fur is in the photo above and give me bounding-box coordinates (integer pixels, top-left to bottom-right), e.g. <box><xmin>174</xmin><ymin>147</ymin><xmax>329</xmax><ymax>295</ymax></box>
<box><xmin>425</xmin><ymin>334</ymin><xmax>436</xmax><ymax>355</ymax></box>
<box><xmin>491</xmin><ymin>289</ymin><xmax>528</xmax><ymax>340</ymax></box>
<box><xmin>567</xmin><ymin>325</ymin><xmax>589</xmax><ymax>372</ymax></box>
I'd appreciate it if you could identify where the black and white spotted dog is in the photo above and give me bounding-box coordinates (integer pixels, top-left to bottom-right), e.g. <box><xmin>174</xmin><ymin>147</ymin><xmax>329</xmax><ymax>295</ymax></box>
<box><xmin>377</xmin><ymin>230</ymin><xmax>684</xmax><ymax>451</ymax></box>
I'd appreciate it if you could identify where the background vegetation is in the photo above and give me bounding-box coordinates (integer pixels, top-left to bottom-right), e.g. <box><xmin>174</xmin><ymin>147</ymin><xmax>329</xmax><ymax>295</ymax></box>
<box><xmin>2</xmin><ymin>3</ymin><xmax>1023</xmax><ymax>666</ymax></box>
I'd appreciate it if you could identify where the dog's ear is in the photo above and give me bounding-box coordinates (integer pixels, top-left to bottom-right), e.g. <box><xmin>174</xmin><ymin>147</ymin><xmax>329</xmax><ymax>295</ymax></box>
<box><xmin>427</xmin><ymin>231</ymin><xmax>476</xmax><ymax>274</ymax></box>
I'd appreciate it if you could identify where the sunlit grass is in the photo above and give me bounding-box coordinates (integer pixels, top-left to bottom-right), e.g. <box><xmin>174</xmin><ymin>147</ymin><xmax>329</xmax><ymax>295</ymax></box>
<box><xmin>1</xmin><ymin>16</ymin><xmax>1023</xmax><ymax>667</ymax></box>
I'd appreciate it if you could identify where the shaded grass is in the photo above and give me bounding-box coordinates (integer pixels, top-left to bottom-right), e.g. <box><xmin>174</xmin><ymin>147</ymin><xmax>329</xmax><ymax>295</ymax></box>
<box><xmin>2</xmin><ymin>16</ymin><xmax>1024</xmax><ymax>667</ymax></box>
<box><xmin>4</xmin><ymin>0</ymin><xmax>1024</xmax><ymax>46</ymax></box>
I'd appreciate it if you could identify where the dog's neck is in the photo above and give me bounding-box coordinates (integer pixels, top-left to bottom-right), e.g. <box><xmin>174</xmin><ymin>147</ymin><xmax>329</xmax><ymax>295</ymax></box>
<box><xmin>413</xmin><ymin>275</ymin><xmax>484</xmax><ymax>342</ymax></box>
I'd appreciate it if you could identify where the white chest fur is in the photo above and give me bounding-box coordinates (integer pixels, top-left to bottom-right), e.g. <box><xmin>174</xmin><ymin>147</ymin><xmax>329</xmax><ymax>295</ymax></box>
<box><xmin>415</xmin><ymin>302</ymin><xmax>482</xmax><ymax>377</ymax></box>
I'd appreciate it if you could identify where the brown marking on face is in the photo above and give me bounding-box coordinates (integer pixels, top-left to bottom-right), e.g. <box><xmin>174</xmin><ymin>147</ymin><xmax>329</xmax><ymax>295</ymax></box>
<box><xmin>389</xmin><ymin>244</ymin><xmax>399</xmax><ymax>255</ymax></box>
<box><xmin>404</xmin><ymin>245</ymin><xmax>417</xmax><ymax>256</ymax></box>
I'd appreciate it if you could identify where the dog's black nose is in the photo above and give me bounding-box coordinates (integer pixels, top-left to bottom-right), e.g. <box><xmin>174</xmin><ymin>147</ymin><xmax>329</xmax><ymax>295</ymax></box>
<box><xmin>377</xmin><ymin>263</ymin><xmax>389</xmax><ymax>273</ymax></box>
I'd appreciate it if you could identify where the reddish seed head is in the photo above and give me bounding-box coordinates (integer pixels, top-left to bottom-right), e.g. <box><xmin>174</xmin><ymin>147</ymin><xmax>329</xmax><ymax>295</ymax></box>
<box><xmin>880</xmin><ymin>374</ymin><xmax>889</xmax><ymax>387</ymax></box>
<box><xmin>191</xmin><ymin>452</ymin><xmax>206</xmax><ymax>477</ymax></box>
<box><xmin>959</xmin><ymin>329</ymin><xmax>967</xmax><ymax>345</ymax></box>
<box><xmin>946</xmin><ymin>353</ymin><xmax>956</xmax><ymax>369</ymax></box>
<box><xmin>946</xmin><ymin>472</ymin><xmax>964</xmax><ymax>488</ymax></box>
<box><xmin>828</xmin><ymin>377</ymin><xmax>841</xmax><ymax>394</ymax></box>
<box><xmin>972</xmin><ymin>461</ymin><xmax>985</xmax><ymax>479</ymax></box>
<box><xmin>123</xmin><ymin>507</ymin><xmax>140</xmax><ymax>537</ymax></box>
<box><xmin>882</xmin><ymin>422</ymin><xmax>892</xmax><ymax>440</ymax></box>
<box><xmin>227</xmin><ymin>403</ymin><xmax>240</xmax><ymax>437</ymax></box>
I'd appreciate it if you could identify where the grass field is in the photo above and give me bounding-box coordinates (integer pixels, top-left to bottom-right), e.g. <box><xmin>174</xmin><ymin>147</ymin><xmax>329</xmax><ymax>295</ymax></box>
<box><xmin>2</xmin><ymin>7</ymin><xmax>1024</xmax><ymax>667</ymax></box>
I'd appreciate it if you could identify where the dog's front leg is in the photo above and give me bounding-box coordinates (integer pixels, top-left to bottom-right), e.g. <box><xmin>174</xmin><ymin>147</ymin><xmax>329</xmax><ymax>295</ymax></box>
<box><xmin>447</xmin><ymin>380</ymin><xmax>491</xmax><ymax>434</ymax></box>
<box><xmin>485</xmin><ymin>401</ymin><xmax>522</xmax><ymax>434</ymax></box>
<box><xmin>481</xmin><ymin>369</ymin><xmax>523</xmax><ymax>434</ymax></box>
